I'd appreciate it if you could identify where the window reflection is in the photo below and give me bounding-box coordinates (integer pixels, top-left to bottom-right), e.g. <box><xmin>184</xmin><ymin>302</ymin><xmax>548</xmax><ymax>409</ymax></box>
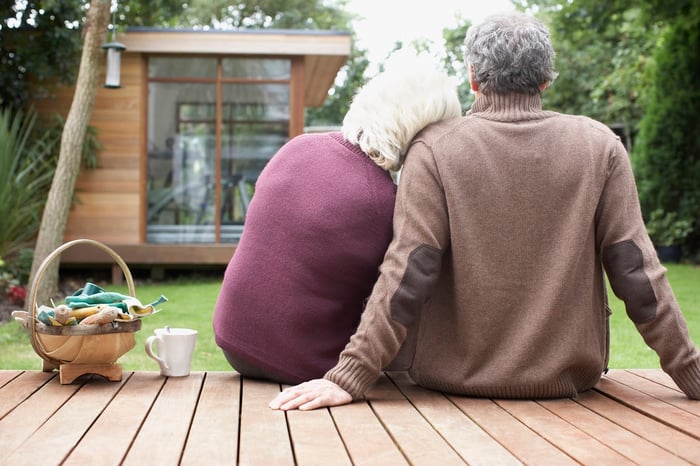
<box><xmin>222</xmin><ymin>58</ymin><xmax>290</xmax><ymax>79</ymax></box>
<box><xmin>146</xmin><ymin>58</ymin><xmax>290</xmax><ymax>244</ymax></box>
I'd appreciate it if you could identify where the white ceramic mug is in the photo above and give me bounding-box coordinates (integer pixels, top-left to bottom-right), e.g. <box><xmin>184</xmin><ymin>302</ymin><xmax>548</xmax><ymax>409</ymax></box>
<box><xmin>145</xmin><ymin>327</ymin><xmax>198</xmax><ymax>377</ymax></box>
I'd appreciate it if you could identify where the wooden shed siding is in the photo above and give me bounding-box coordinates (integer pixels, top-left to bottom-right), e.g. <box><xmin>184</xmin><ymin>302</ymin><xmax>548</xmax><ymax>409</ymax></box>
<box><xmin>74</xmin><ymin>168</ymin><xmax>141</xmax><ymax>193</ymax></box>
<box><xmin>64</xmin><ymin>192</ymin><xmax>140</xmax><ymax>244</ymax></box>
<box><xmin>32</xmin><ymin>53</ymin><xmax>145</xmax><ymax>244</ymax></box>
<box><xmin>70</xmin><ymin>54</ymin><xmax>142</xmax><ymax>243</ymax></box>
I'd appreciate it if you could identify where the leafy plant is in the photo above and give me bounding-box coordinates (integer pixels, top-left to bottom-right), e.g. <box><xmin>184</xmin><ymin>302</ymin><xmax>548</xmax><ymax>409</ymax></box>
<box><xmin>645</xmin><ymin>209</ymin><xmax>694</xmax><ymax>246</ymax></box>
<box><xmin>0</xmin><ymin>107</ymin><xmax>100</xmax><ymax>281</ymax></box>
<box><xmin>42</xmin><ymin>113</ymin><xmax>102</xmax><ymax>169</ymax></box>
<box><xmin>4</xmin><ymin>248</ymin><xmax>34</xmax><ymax>285</ymax></box>
<box><xmin>0</xmin><ymin>108</ymin><xmax>57</xmax><ymax>262</ymax></box>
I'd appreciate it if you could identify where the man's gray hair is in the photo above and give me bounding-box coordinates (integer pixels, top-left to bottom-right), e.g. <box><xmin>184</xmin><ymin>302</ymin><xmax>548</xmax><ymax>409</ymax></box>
<box><xmin>464</xmin><ymin>13</ymin><xmax>558</xmax><ymax>95</ymax></box>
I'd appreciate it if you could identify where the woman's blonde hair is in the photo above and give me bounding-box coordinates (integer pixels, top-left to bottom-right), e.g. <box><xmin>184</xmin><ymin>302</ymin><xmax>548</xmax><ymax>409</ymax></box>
<box><xmin>342</xmin><ymin>51</ymin><xmax>462</xmax><ymax>171</ymax></box>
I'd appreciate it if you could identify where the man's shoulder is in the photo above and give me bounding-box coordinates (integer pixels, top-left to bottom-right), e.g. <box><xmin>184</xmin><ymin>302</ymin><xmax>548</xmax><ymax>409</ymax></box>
<box><xmin>557</xmin><ymin>113</ymin><xmax>618</xmax><ymax>138</ymax></box>
<box><xmin>413</xmin><ymin>117</ymin><xmax>466</xmax><ymax>143</ymax></box>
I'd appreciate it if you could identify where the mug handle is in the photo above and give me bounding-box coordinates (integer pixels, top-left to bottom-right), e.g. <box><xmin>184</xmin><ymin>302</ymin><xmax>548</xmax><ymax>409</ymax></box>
<box><xmin>145</xmin><ymin>335</ymin><xmax>169</xmax><ymax>371</ymax></box>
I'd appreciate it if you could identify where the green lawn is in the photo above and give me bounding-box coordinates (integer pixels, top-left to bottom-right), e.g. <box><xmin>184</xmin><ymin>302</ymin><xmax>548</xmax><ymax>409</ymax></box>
<box><xmin>1</xmin><ymin>264</ymin><xmax>698</xmax><ymax>371</ymax></box>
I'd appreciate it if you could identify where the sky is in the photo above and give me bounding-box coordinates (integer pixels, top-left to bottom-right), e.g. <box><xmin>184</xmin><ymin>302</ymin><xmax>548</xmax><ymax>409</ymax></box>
<box><xmin>343</xmin><ymin>0</ymin><xmax>517</xmax><ymax>64</ymax></box>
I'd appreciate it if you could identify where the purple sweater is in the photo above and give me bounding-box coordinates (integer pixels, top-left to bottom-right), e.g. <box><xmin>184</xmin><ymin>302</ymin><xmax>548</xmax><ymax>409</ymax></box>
<box><xmin>213</xmin><ymin>132</ymin><xmax>396</xmax><ymax>383</ymax></box>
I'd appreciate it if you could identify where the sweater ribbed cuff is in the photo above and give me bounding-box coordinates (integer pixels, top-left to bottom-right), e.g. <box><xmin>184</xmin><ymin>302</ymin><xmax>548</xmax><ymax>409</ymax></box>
<box><xmin>671</xmin><ymin>358</ymin><xmax>700</xmax><ymax>400</ymax></box>
<box><xmin>324</xmin><ymin>357</ymin><xmax>380</xmax><ymax>400</ymax></box>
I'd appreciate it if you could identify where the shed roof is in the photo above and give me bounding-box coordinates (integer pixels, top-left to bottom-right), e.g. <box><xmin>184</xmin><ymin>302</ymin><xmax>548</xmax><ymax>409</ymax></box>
<box><xmin>119</xmin><ymin>28</ymin><xmax>352</xmax><ymax>107</ymax></box>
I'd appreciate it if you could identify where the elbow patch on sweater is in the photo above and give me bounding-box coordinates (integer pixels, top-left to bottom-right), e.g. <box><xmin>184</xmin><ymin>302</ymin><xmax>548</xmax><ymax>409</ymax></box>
<box><xmin>602</xmin><ymin>240</ymin><xmax>657</xmax><ymax>324</ymax></box>
<box><xmin>390</xmin><ymin>244</ymin><xmax>442</xmax><ymax>327</ymax></box>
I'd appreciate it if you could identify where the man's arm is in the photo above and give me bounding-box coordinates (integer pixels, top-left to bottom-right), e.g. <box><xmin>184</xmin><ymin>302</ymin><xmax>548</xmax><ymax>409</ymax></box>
<box><xmin>597</xmin><ymin>137</ymin><xmax>700</xmax><ymax>399</ymax></box>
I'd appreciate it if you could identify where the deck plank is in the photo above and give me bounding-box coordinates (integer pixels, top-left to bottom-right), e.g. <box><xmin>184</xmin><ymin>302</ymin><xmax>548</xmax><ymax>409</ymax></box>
<box><xmin>330</xmin><ymin>400</ymin><xmax>409</xmax><ymax>465</ymax></box>
<box><xmin>286</xmin><ymin>399</ymin><xmax>353</xmax><ymax>465</ymax></box>
<box><xmin>2</xmin><ymin>375</ymin><xmax>127</xmax><ymax>466</ymax></box>
<box><xmin>388</xmin><ymin>372</ymin><xmax>521</xmax><ymax>466</ymax></box>
<box><xmin>496</xmin><ymin>398</ymin><xmax>636</xmax><ymax>465</ymax></box>
<box><xmin>181</xmin><ymin>372</ymin><xmax>242</xmax><ymax>466</ymax></box>
<box><xmin>596</xmin><ymin>374</ymin><xmax>700</xmax><ymax>439</ymax></box>
<box><xmin>122</xmin><ymin>372</ymin><xmax>205</xmax><ymax>465</ymax></box>
<box><xmin>629</xmin><ymin>368</ymin><xmax>680</xmax><ymax>391</ymax></box>
<box><xmin>606</xmin><ymin>370</ymin><xmax>700</xmax><ymax>418</ymax></box>
<box><xmin>582</xmin><ymin>386</ymin><xmax>700</xmax><ymax>463</ymax></box>
<box><xmin>64</xmin><ymin>372</ymin><xmax>165</xmax><ymax>465</ymax></box>
<box><xmin>0</xmin><ymin>369</ymin><xmax>22</xmax><ymax>388</ymax></box>
<box><xmin>0</xmin><ymin>372</ymin><xmax>82</xmax><ymax>459</ymax></box>
<box><xmin>449</xmin><ymin>396</ymin><xmax>578</xmax><ymax>465</ymax></box>
<box><xmin>0</xmin><ymin>370</ymin><xmax>55</xmax><ymax>419</ymax></box>
<box><xmin>543</xmin><ymin>395</ymin><xmax>692</xmax><ymax>465</ymax></box>
<box><xmin>366</xmin><ymin>374</ymin><xmax>466</xmax><ymax>465</ymax></box>
<box><xmin>239</xmin><ymin>377</ymin><xmax>294</xmax><ymax>466</ymax></box>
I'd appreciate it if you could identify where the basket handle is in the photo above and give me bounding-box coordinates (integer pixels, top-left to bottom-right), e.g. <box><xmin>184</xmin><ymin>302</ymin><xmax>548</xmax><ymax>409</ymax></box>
<box><xmin>28</xmin><ymin>239</ymin><xmax>136</xmax><ymax>364</ymax></box>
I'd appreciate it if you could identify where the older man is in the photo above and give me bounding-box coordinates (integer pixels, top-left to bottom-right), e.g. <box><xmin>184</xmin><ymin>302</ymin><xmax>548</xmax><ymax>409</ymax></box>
<box><xmin>270</xmin><ymin>12</ymin><xmax>700</xmax><ymax>410</ymax></box>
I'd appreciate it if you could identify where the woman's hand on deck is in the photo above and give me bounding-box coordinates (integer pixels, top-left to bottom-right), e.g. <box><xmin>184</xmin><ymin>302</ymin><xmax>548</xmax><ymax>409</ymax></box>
<box><xmin>269</xmin><ymin>378</ymin><xmax>352</xmax><ymax>411</ymax></box>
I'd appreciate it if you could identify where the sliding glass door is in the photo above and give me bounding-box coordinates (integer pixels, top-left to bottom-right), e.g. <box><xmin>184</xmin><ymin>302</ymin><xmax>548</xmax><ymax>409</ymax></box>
<box><xmin>146</xmin><ymin>57</ymin><xmax>290</xmax><ymax>244</ymax></box>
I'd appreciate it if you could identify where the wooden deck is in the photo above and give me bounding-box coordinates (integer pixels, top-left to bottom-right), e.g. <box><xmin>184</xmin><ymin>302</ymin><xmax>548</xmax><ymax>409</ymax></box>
<box><xmin>1</xmin><ymin>369</ymin><xmax>699</xmax><ymax>465</ymax></box>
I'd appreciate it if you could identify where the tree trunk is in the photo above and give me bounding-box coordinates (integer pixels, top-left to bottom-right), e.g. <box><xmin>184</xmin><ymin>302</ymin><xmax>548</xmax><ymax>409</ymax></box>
<box><xmin>28</xmin><ymin>0</ymin><xmax>111</xmax><ymax>306</ymax></box>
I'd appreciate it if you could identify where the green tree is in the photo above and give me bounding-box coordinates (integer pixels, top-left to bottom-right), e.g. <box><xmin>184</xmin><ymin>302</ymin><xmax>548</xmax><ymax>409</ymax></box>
<box><xmin>115</xmin><ymin>0</ymin><xmax>187</xmax><ymax>27</ymax></box>
<box><xmin>306</xmin><ymin>44</ymin><xmax>370</xmax><ymax>127</ymax></box>
<box><xmin>178</xmin><ymin>0</ymin><xmax>352</xmax><ymax>30</ymax></box>
<box><xmin>0</xmin><ymin>1</ymin><xmax>85</xmax><ymax>112</ymax></box>
<box><xmin>516</xmin><ymin>1</ymin><xmax>658</xmax><ymax>133</ymax></box>
<box><xmin>634</xmin><ymin>4</ymin><xmax>700</xmax><ymax>254</ymax></box>
<box><xmin>442</xmin><ymin>20</ymin><xmax>473</xmax><ymax>113</ymax></box>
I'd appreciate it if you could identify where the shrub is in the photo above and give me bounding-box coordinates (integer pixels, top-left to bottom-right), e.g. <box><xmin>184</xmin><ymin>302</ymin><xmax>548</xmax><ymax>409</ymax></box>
<box><xmin>645</xmin><ymin>209</ymin><xmax>694</xmax><ymax>246</ymax></box>
<box><xmin>633</xmin><ymin>13</ymin><xmax>700</xmax><ymax>256</ymax></box>
<box><xmin>0</xmin><ymin>108</ymin><xmax>57</xmax><ymax>262</ymax></box>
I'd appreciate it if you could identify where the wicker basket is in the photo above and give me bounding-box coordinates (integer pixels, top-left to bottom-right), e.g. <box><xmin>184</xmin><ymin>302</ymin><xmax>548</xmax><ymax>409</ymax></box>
<box><xmin>28</xmin><ymin>239</ymin><xmax>142</xmax><ymax>383</ymax></box>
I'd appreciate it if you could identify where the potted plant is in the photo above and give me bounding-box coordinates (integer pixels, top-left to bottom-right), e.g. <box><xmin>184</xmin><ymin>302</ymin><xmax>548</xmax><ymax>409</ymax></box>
<box><xmin>645</xmin><ymin>209</ymin><xmax>694</xmax><ymax>262</ymax></box>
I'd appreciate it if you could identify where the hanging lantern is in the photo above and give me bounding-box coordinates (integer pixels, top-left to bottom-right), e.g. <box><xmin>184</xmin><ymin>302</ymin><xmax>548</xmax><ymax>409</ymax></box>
<box><xmin>102</xmin><ymin>41</ymin><xmax>126</xmax><ymax>88</ymax></box>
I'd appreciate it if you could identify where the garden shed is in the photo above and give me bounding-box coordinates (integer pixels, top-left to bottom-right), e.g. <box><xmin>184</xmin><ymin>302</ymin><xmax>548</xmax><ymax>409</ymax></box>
<box><xmin>32</xmin><ymin>27</ymin><xmax>351</xmax><ymax>279</ymax></box>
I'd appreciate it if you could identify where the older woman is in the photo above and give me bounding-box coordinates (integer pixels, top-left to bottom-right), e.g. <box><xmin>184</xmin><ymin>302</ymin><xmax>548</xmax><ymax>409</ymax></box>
<box><xmin>212</xmin><ymin>53</ymin><xmax>461</xmax><ymax>384</ymax></box>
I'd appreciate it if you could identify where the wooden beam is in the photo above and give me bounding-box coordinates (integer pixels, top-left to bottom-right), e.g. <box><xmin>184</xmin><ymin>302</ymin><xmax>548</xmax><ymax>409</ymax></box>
<box><xmin>119</xmin><ymin>29</ymin><xmax>351</xmax><ymax>56</ymax></box>
<box><xmin>58</xmin><ymin>243</ymin><xmax>236</xmax><ymax>265</ymax></box>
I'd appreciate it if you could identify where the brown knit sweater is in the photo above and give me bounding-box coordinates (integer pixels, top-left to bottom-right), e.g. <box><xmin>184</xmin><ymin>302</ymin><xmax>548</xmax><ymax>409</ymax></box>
<box><xmin>325</xmin><ymin>92</ymin><xmax>700</xmax><ymax>400</ymax></box>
